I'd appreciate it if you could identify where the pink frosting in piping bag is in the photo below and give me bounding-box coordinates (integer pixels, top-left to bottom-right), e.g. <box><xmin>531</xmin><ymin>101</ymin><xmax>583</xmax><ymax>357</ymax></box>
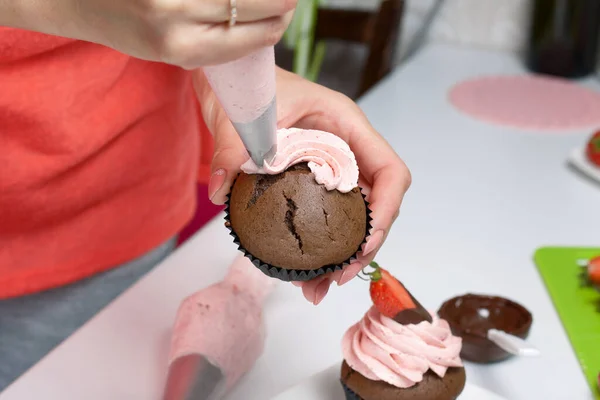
<box><xmin>203</xmin><ymin>47</ymin><xmax>275</xmax><ymax>124</ymax></box>
<box><xmin>342</xmin><ymin>306</ymin><xmax>463</xmax><ymax>389</ymax></box>
<box><xmin>168</xmin><ymin>255</ymin><xmax>276</xmax><ymax>392</ymax></box>
<box><xmin>241</xmin><ymin>128</ymin><xmax>359</xmax><ymax>193</ymax></box>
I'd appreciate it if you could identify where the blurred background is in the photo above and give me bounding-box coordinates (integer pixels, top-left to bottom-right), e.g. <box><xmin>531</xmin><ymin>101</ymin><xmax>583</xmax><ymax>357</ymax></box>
<box><xmin>277</xmin><ymin>0</ymin><xmax>600</xmax><ymax>98</ymax></box>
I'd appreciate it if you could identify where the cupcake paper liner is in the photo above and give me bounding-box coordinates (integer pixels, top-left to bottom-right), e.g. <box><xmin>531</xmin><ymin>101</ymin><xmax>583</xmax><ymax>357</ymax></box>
<box><xmin>341</xmin><ymin>381</ymin><xmax>363</xmax><ymax>400</ymax></box>
<box><xmin>223</xmin><ymin>175</ymin><xmax>373</xmax><ymax>282</ymax></box>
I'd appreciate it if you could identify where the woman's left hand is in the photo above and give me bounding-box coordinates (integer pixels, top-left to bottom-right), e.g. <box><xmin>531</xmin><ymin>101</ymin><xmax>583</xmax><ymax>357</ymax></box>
<box><xmin>195</xmin><ymin>67</ymin><xmax>411</xmax><ymax>305</ymax></box>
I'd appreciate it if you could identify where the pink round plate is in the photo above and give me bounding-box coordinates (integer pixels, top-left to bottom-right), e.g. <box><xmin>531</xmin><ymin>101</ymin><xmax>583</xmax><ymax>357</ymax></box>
<box><xmin>449</xmin><ymin>75</ymin><xmax>600</xmax><ymax>131</ymax></box>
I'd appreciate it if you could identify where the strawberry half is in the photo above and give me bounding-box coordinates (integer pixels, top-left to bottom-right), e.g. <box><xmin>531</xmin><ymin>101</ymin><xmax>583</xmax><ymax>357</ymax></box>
<box><xmin>586</xmin><ymin>131</ymin><xmax>600</xmax><ymax>167</ymax></box>
<box><xmin>588</xmin><ymin>256</ymin><xmax>600</xmax><ymax>287</ymax></box>
<box><xmin>367</xmin><ymin>261</ymin><xmax>432</xmax><ymax>324</ymax></box>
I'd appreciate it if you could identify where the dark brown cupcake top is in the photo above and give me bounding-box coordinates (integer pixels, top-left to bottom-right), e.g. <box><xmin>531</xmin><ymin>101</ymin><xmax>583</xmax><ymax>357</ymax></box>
<box><xmin>228</xmin><ymin>164</ymin><xmax>368</xmax><ymax>271</ymax></box>
<box><xmin>341</xmin><ymin>361</ymin><xmax>466</xmax><ymax>400</ymax></box>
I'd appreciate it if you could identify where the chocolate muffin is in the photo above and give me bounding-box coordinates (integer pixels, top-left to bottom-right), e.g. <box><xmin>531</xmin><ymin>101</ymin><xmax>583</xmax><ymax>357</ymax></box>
<box><xmin>226</xmin><ymin>163</ymin><xmax>369</xmax><ymax>281</ymax></box>
<box><xmin>341</xmin><ymin>361</ymin><xmax>466</xmax><ymax>400</ymax></box>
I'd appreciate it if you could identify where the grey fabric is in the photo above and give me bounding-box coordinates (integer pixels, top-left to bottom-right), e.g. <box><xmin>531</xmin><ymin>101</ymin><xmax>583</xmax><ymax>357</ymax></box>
<box><xmin>0</xmin><ymin>238</ymin><xmax>176</xmax><ymax>392</ymax></box>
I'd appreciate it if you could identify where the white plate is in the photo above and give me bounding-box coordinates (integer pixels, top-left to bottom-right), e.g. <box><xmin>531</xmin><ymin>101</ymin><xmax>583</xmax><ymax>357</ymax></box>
<box><xmin>271</xmin><ymin>364</ymin><xmax>507</xmax><ymax>400</ymax></box>
<box><xmin>569</xmin><ymin>146</ymin><xmax>600</xmax><ymax>184</ymax></box>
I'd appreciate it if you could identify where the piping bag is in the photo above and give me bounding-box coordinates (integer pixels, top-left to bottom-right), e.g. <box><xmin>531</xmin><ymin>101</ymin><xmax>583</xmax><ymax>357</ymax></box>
<box><xmin>203</xmin><ymin>46</ymin><xmax>278</xmax><ymax>166</ymax></box>
<box><xmin>162</xmin><ymin>256</ymin><xmax>276</xmax><ymax>400</ymax></box>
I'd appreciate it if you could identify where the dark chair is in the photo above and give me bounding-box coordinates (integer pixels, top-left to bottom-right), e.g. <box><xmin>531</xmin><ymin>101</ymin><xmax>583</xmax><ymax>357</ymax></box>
<box><xmin>315</xmin><ymin>0</ymin><xmax>405</xmax><ymax>98</ymax></box>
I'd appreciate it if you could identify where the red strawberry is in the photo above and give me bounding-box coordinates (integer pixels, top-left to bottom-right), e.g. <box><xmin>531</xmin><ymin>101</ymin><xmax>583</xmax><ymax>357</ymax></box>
<box><xmin>579</xmin><ymin>256</ymin><xmax>600</xmax><ymax>289</ymax></box>
<box><xmin>586</xmin><ymin>131</ymin><xmax>600</xmax><ymax>167</ymax></box>
<box><xmin>368</xmin><ymin>261</ymin><xmax>416</xmax><ymax>318</ymax></box>
<box><xmin>588</xmin><ymin>256</ymin><xmax>600</xmax><ymax>286</ymax></box>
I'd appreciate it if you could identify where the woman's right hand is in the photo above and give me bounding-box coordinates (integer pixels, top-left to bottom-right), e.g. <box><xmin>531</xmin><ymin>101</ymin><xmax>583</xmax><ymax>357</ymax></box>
<box><xmin>1</xmin><ymin>0</ymin><xmax>296</xmax><ymax>68</ymax></box>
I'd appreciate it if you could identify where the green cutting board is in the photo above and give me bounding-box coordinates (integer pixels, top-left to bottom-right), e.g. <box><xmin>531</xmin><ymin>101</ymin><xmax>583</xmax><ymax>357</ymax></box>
<box><xmin>534</xmin><ymin>247</ymin><xmax>600</xmax><ymax>399</ymax></box>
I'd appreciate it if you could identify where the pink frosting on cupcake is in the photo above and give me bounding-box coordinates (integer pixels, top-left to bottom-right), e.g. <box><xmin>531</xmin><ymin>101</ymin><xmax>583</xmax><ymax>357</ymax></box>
<box><xmin>241</xmin><ymin>128</ymin><xmax>359</xmax><ymax>193</ymax></box>
<box><xmin>342</xmin><ymin>306</ymin><xmax>463</xmax><ymax>389</ymax></box>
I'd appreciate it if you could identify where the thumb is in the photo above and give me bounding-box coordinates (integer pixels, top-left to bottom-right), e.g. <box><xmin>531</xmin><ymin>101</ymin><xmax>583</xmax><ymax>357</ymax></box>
<box><xmin>194</xmin><ymin>71</ymin><xmax>249</xmax><ymax>205</ymax></box>
<box><xmin>209</xmin><ymin>122</ymin><xmax>249</xmax><ymax>205</ymax></box>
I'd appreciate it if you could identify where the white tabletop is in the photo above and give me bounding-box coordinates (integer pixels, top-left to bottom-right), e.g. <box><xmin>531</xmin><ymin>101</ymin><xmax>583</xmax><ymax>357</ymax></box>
<box><xmin>2</xmin><ymin>43</ymin><xmax>600</xmax><ymax>400</ymax></box>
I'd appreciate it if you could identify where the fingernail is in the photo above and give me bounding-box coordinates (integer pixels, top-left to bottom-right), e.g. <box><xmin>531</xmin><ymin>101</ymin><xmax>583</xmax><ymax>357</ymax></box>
<box><xmin>338</xmin><ymin>262</ymin><xmax>361</xmax><ymax>286</ymax></box>
<box><xmin>313</xmin><ymin>279</ymin><xmax>331</xmax><ymax>305</ymax></box>
<box><xmin>302</xmin><ymin>281</ymin><xmax>319</xmax><ymax>303</ymax></box>
<box><xmin>362</xmin><ymin>230</ymin><xmax>384</xmax><ymax>257</ymax></box>
<box><xmin>291</xmin><ymin>281</ymin><xmax>303</xmax><ymax>287</ymax></box>
<box><xmin>208</xmin><ymin>169</ymin><xmax>226</xmax><ymax>201</ymax></box>
<box><xmin>337</xmin><ymin>270</ymin><xmax>351</xmax><ymax>286</ymax></box>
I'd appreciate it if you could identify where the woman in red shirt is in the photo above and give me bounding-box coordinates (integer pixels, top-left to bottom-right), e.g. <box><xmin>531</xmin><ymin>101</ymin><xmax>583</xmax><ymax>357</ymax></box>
<box><xmin>0</xmin><ymin>0</ymin><xmax>411</xmax><ymax>391</ymax></box>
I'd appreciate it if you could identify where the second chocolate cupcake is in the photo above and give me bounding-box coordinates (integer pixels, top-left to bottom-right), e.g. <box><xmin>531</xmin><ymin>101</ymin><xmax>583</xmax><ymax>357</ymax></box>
<box><xmin>225</xmin><ymin>128</ymin><xmax>371</xmax><ymax>282</ymax></box>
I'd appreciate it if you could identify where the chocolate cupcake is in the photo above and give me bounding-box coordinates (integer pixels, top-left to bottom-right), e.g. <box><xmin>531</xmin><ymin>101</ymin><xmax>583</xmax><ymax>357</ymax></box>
<box><xmin>340</xmin><ymin>262</ymin><xmax>466</xmax><ymax>400</ymax></box>
<box><xmin>341</xmin><ymin>361</ymin><xmax>466</xmax><ymax>400</ymax></box>
<box><xmin>225</xmin><ymin>128</ymin><xmax>371</xmax><ymax>281</ymax></box>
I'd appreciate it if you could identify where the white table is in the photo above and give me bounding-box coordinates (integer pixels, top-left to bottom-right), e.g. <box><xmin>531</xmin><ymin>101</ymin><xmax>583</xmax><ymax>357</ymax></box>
<box><xmin>2</xmin><ymin>43</ymin><xmax>600</xmax><ymax>400</ymax></box>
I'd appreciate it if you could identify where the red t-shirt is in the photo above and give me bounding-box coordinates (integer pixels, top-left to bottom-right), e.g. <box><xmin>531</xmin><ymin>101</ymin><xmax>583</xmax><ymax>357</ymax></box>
<box><xmin>0</xmin><ymin>29</ymin><xmax>214</xmax><ymax>299</ymax></box>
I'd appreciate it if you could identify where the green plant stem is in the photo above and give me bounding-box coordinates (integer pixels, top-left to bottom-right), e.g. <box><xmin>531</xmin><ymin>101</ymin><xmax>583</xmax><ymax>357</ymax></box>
<box><xmin>307</xmin><ymin>40</ymin><xmax>326</xmax><ymax>82</ymax></box>
<box><xmin>293</xmin><ymin>0</ymin><xmax>314</xmax><ymax>77</ymax></box>
<box><xmin>282</xmin><ymin>6</ymin><xmax>302</xmax><ymax>49</ymax></box>
<box><xmin>284</xmin><ymin>0</ymin><xmax>326</xmax><ymax>82</ymax></box>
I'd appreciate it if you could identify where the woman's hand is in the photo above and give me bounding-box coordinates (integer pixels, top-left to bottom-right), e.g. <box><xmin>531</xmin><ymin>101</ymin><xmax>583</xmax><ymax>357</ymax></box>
<box><xmin>0</xmin><ymin>0</ymin><xmax>295</xmax><ymax>69</ymax></box>
<box><xmin>197</xmin><ymin>67</ymin><xmax>411</xmax><ymax>305</ymax></box>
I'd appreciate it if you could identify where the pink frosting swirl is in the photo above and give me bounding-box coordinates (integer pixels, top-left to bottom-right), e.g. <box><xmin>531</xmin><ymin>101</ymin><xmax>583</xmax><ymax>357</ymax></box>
<box><xmin>240</xmin><ymin>128</ymin><xmax>359</xmax><ymax>193</ymax></box>
<box><xmin>342</xmin><ymin>306</ymin><xmax>463</xmax><ymax>389</ymax></box>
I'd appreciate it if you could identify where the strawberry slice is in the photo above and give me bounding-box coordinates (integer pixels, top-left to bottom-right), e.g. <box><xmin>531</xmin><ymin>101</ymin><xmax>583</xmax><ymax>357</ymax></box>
<box><xmin>586</xmin><ymin>131</ymin><xmax>600</xmax><ymax>167</ymax></box>
<box><xmin>368</xmin><ymin>261</ymin><xmax>432</xmax><ymax>324</ymax></box>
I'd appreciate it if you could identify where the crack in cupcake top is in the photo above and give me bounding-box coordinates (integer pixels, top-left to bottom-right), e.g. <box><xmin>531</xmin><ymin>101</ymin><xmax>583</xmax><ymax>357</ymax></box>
<box><xmin>246</xmin><ymin>174</ymin><xmax>283</xmax><ymax>209</ymax></box>
<box><xmin>283</xmin><ymin>194</ymin><xmax>304</xmax><ymax>254</ymax></box>
<box><xmin>245</xmin><ymin>163</ymin><xmax>309</xmax><ymax>209</ymax></box>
